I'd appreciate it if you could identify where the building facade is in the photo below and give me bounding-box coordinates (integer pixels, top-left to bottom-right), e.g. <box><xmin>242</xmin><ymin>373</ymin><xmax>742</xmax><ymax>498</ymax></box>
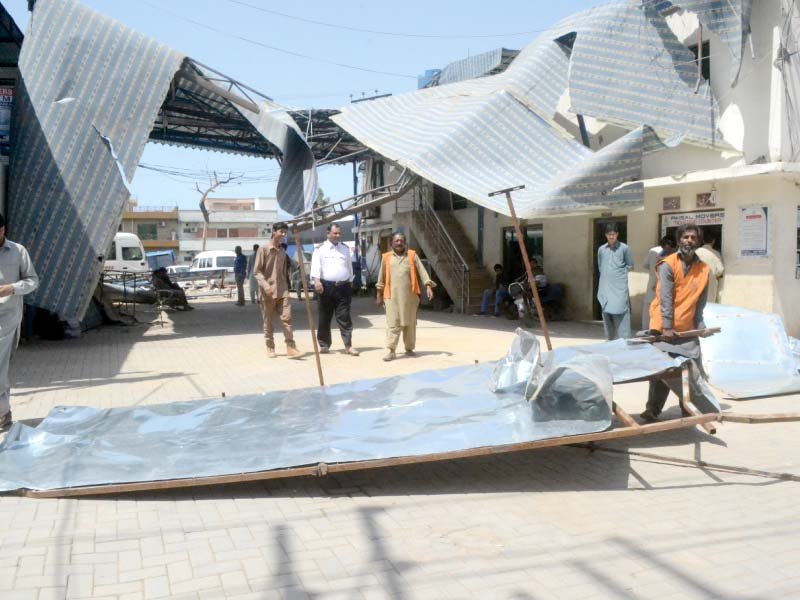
<box><xmin>355</xmin><ymin>1</ymin><xmax>800</xmax><ymax>335</ymax></box>
<box><xmin>177</xmin><ymin>197</ymin><xmax>278</xmax><ymax>262</ymax></box>
<box><xmin>119</xmin><ymin>201</ymin><xmax>180</xmax><ymax>253</ymax></box>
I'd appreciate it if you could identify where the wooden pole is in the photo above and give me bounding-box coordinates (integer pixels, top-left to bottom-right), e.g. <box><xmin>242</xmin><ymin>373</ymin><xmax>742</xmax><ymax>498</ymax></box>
<box><xmin>488</xmin><ymin>185</ymin><xmax>552</xmax><ymax>351</ymax></box>
<box><xmin>292</xmin><ymin>230</ymin><xmax>324</xmax><ymax>387</ymax></box>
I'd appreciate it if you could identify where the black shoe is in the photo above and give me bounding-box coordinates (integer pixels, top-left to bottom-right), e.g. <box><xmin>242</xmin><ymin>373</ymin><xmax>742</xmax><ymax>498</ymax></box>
<box><xmin>639</xmin><ymin>409</ymin><xmax>658</xmax><ymax>423</ymax></box>
<box><xmin>0</xmin><ymin>412</ymin><xmax>12</xmax><ymax>431</ymax></box>
<box><xmin>319</xmin><ymin>346</ymin><xmax>330</xmax><ymax>354</ymax></box>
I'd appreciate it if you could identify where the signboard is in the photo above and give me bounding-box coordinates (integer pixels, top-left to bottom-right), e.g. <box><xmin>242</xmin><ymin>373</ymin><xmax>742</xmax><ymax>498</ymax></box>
<box><xmin>739</xmin><ymin>206</ymin><xmax>769</xmax><ymax>258</ymax></box>
<box><xmin>0</xmin><ymin>86</ymin><xmax>12</xmax><ymax>156</ymax></box>
<box><xmin>660</xmin><ymin>210</ymin><xmax>725</xmax><ymax>236</ymax></box>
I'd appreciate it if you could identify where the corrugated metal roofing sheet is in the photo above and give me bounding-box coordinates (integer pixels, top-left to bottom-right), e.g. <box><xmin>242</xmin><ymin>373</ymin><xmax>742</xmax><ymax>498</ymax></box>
<box><xmin>333</xmin><ymin>1</ymin><xmax>725</xmax><ymax>217</ymax></box>
<box><xmin>652</xmin><ymin>1</ymin><xmax>753</xmax><ymax>85</ymax></box>
<box><xmin>7</xmin><ymin>0</ymin><xmax>315</xmax><ymax>320</ymax></box>
<box><xmin>8</xmin><ymin>0</ymin><xmax>184</xmax><ymax>321</ymax></box>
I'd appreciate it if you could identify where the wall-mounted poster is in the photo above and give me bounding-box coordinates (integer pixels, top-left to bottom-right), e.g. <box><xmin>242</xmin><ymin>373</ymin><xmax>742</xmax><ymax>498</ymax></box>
<box><xmin>662</xmin><ymin>196</ymin><xmax>681</xmax><ymax>211</ymax></box>
<box><xmin>696</xmin><ymin>192</ymin><xmax>716</xmax><ymax>208</ymax></box>
<box><xmin>739</xmin><ymin>206</ymin><xmax>769</xmax><ymax>258</ymax></box>
<box><xmin>0</xmin><ymin>86</ymin><xmax>13</xmax><ymax>157</ymax></box>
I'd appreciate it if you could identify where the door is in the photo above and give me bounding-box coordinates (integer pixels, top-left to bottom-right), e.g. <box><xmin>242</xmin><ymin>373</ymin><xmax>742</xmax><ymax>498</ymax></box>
<box><xmin>592</xmin><ymin>217</ymin><xmax>628</xmax><ymax>319</ymax></box>
<box><xmin>502</xmin><ymin>225</ymin><xmax>543</xmax><ymax>280</ymax></box>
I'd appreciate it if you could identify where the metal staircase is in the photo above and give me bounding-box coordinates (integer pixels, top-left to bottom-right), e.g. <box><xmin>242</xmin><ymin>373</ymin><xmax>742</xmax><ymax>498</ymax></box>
<box><xmin>410</xmin><ymin>203</ymin><xmax>495</xmax><ymax>314</ymax></box>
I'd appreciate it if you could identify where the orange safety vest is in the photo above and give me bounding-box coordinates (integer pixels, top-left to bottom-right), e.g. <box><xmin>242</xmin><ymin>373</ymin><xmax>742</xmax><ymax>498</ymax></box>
<box><xmin>648</xmin><ymin>252</ymin><xmax>709</xmax><ymax>332</ymax></box>
<box><xmin>382</xmin><ymin>249</ymin><xmax>420</xmax><ymax>299</ymax></box>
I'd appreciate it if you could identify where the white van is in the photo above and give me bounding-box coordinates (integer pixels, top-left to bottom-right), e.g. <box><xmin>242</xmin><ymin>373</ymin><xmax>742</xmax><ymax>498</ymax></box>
<box><xmin>104</xmin><ymin>232</ymin><xmax>148</xmax><ymax>273</ymax></box>
<box><xmin>189</xmin><ymin>250</ymin><xmax>236</xmax><ymax>285</ymax></box>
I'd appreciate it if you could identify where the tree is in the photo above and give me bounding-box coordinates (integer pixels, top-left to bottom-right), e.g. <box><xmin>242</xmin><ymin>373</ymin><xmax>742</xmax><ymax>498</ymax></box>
<box><xmin>314</xmin><ymin>187</ymin><xmax>331</xmax><ymax>209</ymax></box>
<box><xmin>196</xmin><ymin>171</ymin><xmax>242</xmax><ymax>252</ymax></box>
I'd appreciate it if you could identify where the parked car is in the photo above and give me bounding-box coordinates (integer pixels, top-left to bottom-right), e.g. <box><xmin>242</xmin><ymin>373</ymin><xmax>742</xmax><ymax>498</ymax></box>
<box><xmin>166</xmin><ymin>264</ymin><xmax>192</xmax><ymax>289</ymax></box>
<box><xmin>189</xmin><ymin>250</ymin><xmax>236</xmax><ymax>286</ymax></box>
<box><xmin>104</xmin><ymin>232</ymin><xmax>148</xmax><ymax>274</ymax></box>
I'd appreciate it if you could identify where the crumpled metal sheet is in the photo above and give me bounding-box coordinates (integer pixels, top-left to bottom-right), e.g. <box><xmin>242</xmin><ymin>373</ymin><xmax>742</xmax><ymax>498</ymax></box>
<box><xmin>702</xmin><ymin>304</ymin><xmax>800</xmax><ymax>399</ymax></box>
<box><xmin>332</xmin><ymin>2</ymin><xmax>728</xmax><ymax>219</ymax></box>
<box><xmin>8</xmin><ymin>0</ymin><xmax>316</xmax><ymax>322</ymax></box>
<box><xmin>529</xmin><ymin>355</ymin><xmax>614</xmax><ymax>439</ymax></box>
<box><xmin>568</xmin><ymin>2</ymin><xmax>720</xmax><ymax>146</ymax></box>
<box><xmin>489</xmin><ymin>328</ymin><xmax>541</xmax><ymax>391</ymax></box>
<box><xmin>650</xmin><ymin>1</ymin><xmax>753</xmax><ymax>85</ymax></box>
<box><xmin>0</xmin><ymin>361</ymin><xmax>614</xmax><ymax>493</ymax></box>
<box><xmin>230</xmin><ymin>98</ymin><xmax>318</xmax><ymax>216</ymax></box>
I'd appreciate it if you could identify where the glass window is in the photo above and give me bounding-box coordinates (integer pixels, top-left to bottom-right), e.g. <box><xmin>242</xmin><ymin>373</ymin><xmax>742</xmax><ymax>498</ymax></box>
<box><xmin>108</xmin><ymin>241</ymin><xmax>116</xmax><ymax>260</ymax></box>
<box><xmin>137</xmin><ymin>223</ymin><xmax>158</xmax><ymax>240</ymax></box>
<box><xmin>228</xmin><ymin>228</ymin><xmax>239</xmax><ymax>238</ymax></box>
<box><xmin>217</xmin><ymin>228</ymin><xmax>228</xmax><ymax>238</ymax></box>
<box><xmin>216</xmin><ymin>257</ymin><xmax>235</xmax><ymax>268</ymax></box>
<box><xmin>121</xmin><ymin>246</ymin><xmax>143</xmax><ymax>261</ymax></box>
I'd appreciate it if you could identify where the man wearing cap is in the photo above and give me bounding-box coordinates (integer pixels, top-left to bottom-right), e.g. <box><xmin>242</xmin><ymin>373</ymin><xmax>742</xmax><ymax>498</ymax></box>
<box><xmin>597</xmin><ymin>223</ymin><xmax>634</xmax><ymax>340</ymax></box>
<box><xmin>0</xmin><ymin>214</ymin><xmax>39</xmax><ymax>431</ymax></box>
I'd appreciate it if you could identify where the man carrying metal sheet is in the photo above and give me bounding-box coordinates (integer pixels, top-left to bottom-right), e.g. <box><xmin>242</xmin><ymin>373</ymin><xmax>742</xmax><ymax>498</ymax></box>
<box><xmin>253</xmin><ymin>223</ymin><xmax>301</xmax><ymax>359</ymax></box>
<box><xmin>375</xmin><ymin>232</ymin><xmax>435</xmax><ymax>361</ymax></box>
<box><xmin>0</xmin><ymin>214</ymin><xmax>39</xmax><ymax>431</ymax></box>
<box><xmin>641</xmin><ymin>224</ymin><xmax>714</xmax><ymax>422</ymax></box>
<box><xmin>597</xmin><ymin>223</ymin><xmax>634</xmax><ymax>340</ymax></box>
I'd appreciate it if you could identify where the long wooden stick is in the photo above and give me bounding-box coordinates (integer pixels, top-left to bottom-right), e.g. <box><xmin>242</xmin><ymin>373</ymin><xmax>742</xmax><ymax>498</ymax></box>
<box><xmin>488</xmin><ymin>185</ymin><xmax>552</xmax><ymax>351</ymax></box>
<box><xmin>292</xmin><ymin>231</ymin><xmax>324</xmax><ymax>387</ymax></box>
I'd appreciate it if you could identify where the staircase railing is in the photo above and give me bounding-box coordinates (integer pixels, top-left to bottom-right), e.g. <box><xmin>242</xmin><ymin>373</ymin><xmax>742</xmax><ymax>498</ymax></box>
<box><xmin>289</xmin><ymin>168</ymin><xmax>417</xmax><ymax>232</ymax></box>
<box><xmin>413</xmin><ymin>200</ymin><xmax>470</xmax><ymax>313</ymax></box>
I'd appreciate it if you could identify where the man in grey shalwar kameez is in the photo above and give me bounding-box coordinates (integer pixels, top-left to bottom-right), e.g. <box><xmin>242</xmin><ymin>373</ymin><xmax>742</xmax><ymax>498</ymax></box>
<box><xmin>597</xmin><ymin>223</ymin><xmax>633</xmax><ymax>340</ymax></box>
<box><xmin>0</xmin><ymin>214</ymin><xmax>39</xmax><ymax>430</ymax></box>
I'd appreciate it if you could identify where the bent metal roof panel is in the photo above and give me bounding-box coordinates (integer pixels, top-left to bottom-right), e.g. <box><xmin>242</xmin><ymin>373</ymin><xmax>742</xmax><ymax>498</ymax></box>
<box><xmin>7</xmin><ymin>0</ymin><xmax>316</xmax><ymax>321</ymax></box>
<box><xmin>332</xmin><ymin>1</ymin><xmax>740</xmax><ymax>218</ymax></box>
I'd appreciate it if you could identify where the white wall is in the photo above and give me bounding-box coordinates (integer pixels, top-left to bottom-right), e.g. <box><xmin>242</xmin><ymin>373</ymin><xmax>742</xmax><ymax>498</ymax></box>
<box><xmin>638</xmin><ymin>173</ymin><xmax>800</xmax><ymax>335</ymax></box>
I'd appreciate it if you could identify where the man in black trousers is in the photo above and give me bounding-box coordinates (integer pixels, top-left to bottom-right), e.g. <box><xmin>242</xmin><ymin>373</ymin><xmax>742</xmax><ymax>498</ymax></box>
<box><xmin>310</xmin><ymin>223</ymin><xmax>359</xmax><ymax>356</ymax></box>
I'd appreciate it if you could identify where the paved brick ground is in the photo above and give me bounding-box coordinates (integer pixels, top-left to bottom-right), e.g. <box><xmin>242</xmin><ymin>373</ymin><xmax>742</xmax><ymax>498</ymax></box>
<box><xmin>1</xmin><ymin>296</ymin><xmax>799</xmax><ymax>599</ymax></box>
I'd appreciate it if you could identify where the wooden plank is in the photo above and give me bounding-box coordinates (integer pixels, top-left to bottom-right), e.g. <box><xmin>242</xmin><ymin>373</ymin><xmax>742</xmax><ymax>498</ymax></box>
<box><xmin>21</xmin><ymin>413</ymin><xmax>720</xmax><ymax>499</ymax></box>
<box><xmin>612</xmin><ymin>403</ymin><xmax>640</xmax><ymax>428</ymax></box>
<box><xmin>720</xmin><ymin>413</ymin><xmax>800</xmax><ymax>424</ymax></box>
<box><xmin>680</xmin><ymin>362</ymin><xmax>717</xmax><ymax>434</ymax></box>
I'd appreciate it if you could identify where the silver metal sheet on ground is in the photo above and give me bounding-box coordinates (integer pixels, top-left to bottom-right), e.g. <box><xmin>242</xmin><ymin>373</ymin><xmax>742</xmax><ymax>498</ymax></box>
<box><xmin>702</xmin><ymin>304</ymin><xmax>800</xmax><ymax>399</ymax></box>
<box><xmin>0</xmin><ymin>362</ymin><xmax>612</xmax><ymax>492</ymax></box>
<box><xmin>542</xmin><ymin>339</ymin><xmax>679</xmax><ymax>383</ymax></box>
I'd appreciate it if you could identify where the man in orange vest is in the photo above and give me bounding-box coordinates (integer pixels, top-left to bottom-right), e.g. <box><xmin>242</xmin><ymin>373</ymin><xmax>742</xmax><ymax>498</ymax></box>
<box><xmin>641</xmin><ymin>224</ymin><xmax>714</xmax><ymax>422</ymax></box>
<box><xmin>375</xmin><ymin>232</ymin><xmax>435</xmax><ymax>361</ymax></box>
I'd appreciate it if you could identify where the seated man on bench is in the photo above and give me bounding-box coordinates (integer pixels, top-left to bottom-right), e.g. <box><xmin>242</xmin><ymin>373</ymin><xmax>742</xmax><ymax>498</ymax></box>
<box><xmin>151</xmin><ymin>267</ymin><xmax>194</xmax><ymax>311</ymax></box>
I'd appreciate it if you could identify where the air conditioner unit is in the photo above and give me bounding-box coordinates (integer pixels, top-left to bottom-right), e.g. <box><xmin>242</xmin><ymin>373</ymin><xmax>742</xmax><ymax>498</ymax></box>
<box><xmin>160</xmin><ymin>221</ymin><xmax>166</xmax><ymax>227</ymax></box>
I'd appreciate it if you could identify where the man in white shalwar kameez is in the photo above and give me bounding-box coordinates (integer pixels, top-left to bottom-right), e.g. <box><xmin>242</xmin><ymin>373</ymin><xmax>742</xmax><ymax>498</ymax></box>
<box><xmin>0</xmin><ymin>214</ymin><xmax>39</xmax><ymax>430</ymax></box>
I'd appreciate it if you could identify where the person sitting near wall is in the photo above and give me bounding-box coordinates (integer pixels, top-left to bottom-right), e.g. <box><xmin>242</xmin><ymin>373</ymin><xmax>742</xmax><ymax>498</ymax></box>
<box><xmin>479</xmin><ymin>264</ymin><xmax>512</xmax><ymax>317</ymax></box>
<box><xmin>151</xmin><ymin>267</ymin><xmax>194</xmax><ymax>311</ymax></box>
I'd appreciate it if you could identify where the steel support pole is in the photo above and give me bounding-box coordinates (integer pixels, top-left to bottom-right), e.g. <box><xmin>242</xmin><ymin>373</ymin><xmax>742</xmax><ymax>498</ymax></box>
<box><xmin>488</xmin><ymin>185</ymin><xmax>552</xmax><ymax>351</ymax></box>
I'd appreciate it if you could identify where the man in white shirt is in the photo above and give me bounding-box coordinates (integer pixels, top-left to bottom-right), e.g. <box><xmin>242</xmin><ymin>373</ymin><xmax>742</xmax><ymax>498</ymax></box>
<box><xmin>311</xmin><ymin>223</ymin><xmax>359</xmax><ymax>356</ymax></box>
<box><xmin>695</xmin><ymin>235</ymin><xmax>724</xmax><ymax>303</ymax></box>
<box><xmin>0</xmin><ymin>214</ymin><xmax>39</xmax><ymax>430</ymax></box>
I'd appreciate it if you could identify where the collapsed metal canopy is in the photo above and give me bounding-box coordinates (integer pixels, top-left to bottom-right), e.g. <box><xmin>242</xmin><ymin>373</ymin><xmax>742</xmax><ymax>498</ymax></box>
<box><xmin>333</xmin><ymin>1</ymin><xmax>742</xmax><ymax>218</ymax></box>
<box><xmin>7</xmin><ymin>0</ymin><xmax>317</xmax><ymax>321</ymax></box>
